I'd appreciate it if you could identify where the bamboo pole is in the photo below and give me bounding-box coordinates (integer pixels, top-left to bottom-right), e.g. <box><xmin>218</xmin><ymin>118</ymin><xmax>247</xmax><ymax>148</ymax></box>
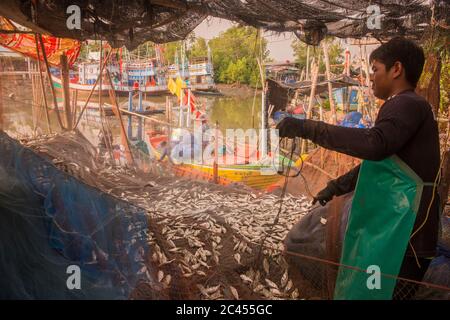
<box><xmin>0</xmin><ymin>64</ymin><xmax>3</xmax><ymax>131</ymax></box>
<box><xmin>60</xmin><ymin>54</ymin><xmax>72</xmax><ymax>129</ymax></box>
<box><xmin>305</xmin><ymin>59</ymin><xmax>319</xmax><ymax>120</ymax></box>
<box><xmin>306</xmin><ymin>46</ymin><xmax>310</xmax><ymax>81</ymax></box>
<box><xmin>72</xmin><ymin>89</ymin><xmax>78</xmax><ymax>122</ymax></box>
<box><xmin>37</xmin><ymin>34</ymin><xmax>64</xmax><ymax>130</ymax></box>
<box><xmin>34</xmin><ymin>34</ymin><xmax>52</xmax><ymax>133</ymax></box>
<box><xmin>301</xmin><ymin>59</ymin><xmax>319</xmax><ymax>154</ymax></box>
<box><xmin>119</xmin><ymin>108</ymin><xmax>170</xmax><ymax>126</ymax></box>
<box><xmin>98</xmin><ymin>43</ymin><xmax>115</xmax><ymax>162</ymax></box>
<box><xmin>105</xmin><ymin>68</ymin><xmax>134</xmax><ymax>165</ymax></box>
<box><xmin>0</xmin><ymin>29</ymin><xmax>35</xmax><ymax>34</ymax></box>
<box><xmin>73</xmin><ymin>50</ymin><xmax>112</xmax><ymax>129</ymax></box>
<box><xmin>322</xmin><ymin>41</ymin><xmax>337</xmax><ymax>124</ymax></box>
<box><xmin>32</xmin><ymin>62</ymin><xmax>43</xmax><ymax>134</ymax></box>
<box><xmin>213</xmin><ymin>121</ymin><xmax>219</xmax><ymax>184</ymax></box>
<box><xmin>318</xmin><ymin>96</ymin><xmax>324</xmax><ymax>168</ymax></box>
<box><xmin>30</xmin><ymin>61</ymin><xmax>36</xmax><ymax>126</ymax></box>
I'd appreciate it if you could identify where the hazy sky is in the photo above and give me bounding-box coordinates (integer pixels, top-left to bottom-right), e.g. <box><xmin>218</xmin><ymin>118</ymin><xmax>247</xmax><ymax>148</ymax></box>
<box><xmin>193</xmin><ymin>17</ymin><xmax>295</xmax><ymax>62</ymax></box>
<box><xmin>193</xmin><ymin>17</ymin><xmax>378</xmax><ymax>64</ymax></box>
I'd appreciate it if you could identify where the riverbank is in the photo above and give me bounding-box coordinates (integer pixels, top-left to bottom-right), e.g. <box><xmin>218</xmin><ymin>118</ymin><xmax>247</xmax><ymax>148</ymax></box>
<box><xmin>216</xmin><ymin>83</ymin><xmax>262</xmax><ymax>99</ymax></box>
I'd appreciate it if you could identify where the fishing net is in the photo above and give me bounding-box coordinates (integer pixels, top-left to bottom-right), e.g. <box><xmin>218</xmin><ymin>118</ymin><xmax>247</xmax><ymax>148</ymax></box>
<box><xmin>0</xmin><ymin>0</ymin><xmax>448</xmax><ymax>49</ymax></box>
<box><xmin>1</xmin><ymin>125</ymin><xmax>448</xmax><ymax>300</ymax></box>
<box><xmin>0</xmin><ymin>131</ymin><xmax>153</xmax><ymax>299</ymax></box>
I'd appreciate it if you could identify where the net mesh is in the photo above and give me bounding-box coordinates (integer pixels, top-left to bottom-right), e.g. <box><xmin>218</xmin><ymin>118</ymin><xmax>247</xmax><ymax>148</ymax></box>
<box><xmin>1</xmin><ymin>127</ymin><xmax>449</xmax><ymax>299</ymax></box>
<box><xmin>0</xmin><ymin>44</ymin><xmax>449</xmax><ymax>299</ymax></box>
<box><xmin>0</xmin><ymin>0</ymin><xmax>448</xmax><ymax>48</ymax></box>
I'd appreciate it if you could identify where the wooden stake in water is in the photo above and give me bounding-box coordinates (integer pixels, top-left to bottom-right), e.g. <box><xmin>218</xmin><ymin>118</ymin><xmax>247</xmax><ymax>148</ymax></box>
<box><xmin>213</xmin><ymin>121</ymin><xmax>219</xmax><ymax>184</ymax></box>
<box><xmin>60</xmin><ymin>54</ymin><xmax>72</xmax><ymax>129</ymax></box>
<box><xmin>186</xmin><ymin>89</ymin><xmax>191</xmax><ymax>128</ymax></box>
<box><xmin>0</xmin><ymin>63</ymin><xmax>3</xmax><ymax>131</ymax></box>
<box><xmin>38</xmin><ymin>34</ymin><xmax>64</xmax><ymax>130</ymax></box>
<box><xmin>34</xmin><ymin>34</ymin><xmax>51</xmax><ymax>134</ymax></box>
<box><xmin>105</xmin><ymin>68</ymin><xmax>134</xmax><ymax>165</ymax></box>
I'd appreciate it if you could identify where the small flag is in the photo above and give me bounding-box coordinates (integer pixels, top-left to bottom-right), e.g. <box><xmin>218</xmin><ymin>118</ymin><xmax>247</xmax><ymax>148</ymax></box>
<box><xmin>167</xmin><ymin>78</ymin><xmax>177</xmax><ymax>95</ymax></box>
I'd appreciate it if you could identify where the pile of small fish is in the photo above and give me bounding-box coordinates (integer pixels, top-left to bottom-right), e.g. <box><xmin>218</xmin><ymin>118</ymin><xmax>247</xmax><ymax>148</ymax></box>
<box><xmin>23</xmin><ymin>133</ymin><xmax>313</xmax><ymax>300</ymax></box>
<box><xmin>99</xmin><ymin>167</ymin><xmax>312</xmax><ymax>300</ymax></box>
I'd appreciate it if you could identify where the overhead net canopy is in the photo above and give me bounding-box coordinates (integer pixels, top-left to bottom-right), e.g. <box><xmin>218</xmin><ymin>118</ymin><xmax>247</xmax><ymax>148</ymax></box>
<box><xmin>0</xmin><ymin>0</ymin><xmax>448</xmax><ymax>48</ymax></box>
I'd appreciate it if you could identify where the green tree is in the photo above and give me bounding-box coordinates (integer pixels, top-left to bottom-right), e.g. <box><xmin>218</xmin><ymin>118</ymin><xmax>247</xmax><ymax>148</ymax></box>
<box><xmin>208</xmin><ymin>26</ymin><xmax>269</xmax><ymax>87</ymax></box>
<box><xmin>163</xmin><ymin>41</ymin><xmax>180</xmax><ymax>65</ymax></box>
<box><xmin>291</xmin><ymin>37</ymin><xmax>344</xmax><ymax>74</ymax></box>
<box><xmin>162</xmin><ymin>33</ymin><xmax>197</xmax><ymax>65</ymax></box>
<box><xmin>78</xmin><ymin>40</ymin><xmax>101</xmax><ymax>60</ymax></box>
<box><xmin>189</xmin><ymin>37</ymin><xmax>208</xmax><ymax>58</ymax></box>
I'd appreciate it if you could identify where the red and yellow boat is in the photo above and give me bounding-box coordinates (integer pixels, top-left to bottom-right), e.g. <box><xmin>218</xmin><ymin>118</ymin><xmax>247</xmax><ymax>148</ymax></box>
<box><xmin>147</xmin><ymin>131</ymin><xmax>304</xmax><ymax>190</ymax></box>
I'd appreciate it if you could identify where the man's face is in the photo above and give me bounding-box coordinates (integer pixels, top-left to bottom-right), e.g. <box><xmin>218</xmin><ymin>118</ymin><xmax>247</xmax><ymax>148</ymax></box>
<box><xmin>370</xmin><ymin>59</ymin><xmax>394</xmax><ymax>100</ymax></box>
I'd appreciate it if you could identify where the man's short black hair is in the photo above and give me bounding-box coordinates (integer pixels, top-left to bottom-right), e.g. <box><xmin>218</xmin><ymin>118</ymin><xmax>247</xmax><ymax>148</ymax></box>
<box><xmin>369</xmin><ymin>37</ymin><xmax>425</xmax><ymax>87</ymax></box>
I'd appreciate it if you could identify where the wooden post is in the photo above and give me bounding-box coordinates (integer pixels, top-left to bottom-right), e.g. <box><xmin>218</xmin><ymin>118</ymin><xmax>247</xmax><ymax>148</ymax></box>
<box><xmin>0</xmin><ymin>64</ymin><xmax>3</xmax><ymax>131</ymax></box>
<box><xmin>318</xmin><ymin>96</ymin><xmax>324</xmax><ymax>168</ymax></box>
<box><xmin>322</xmin><ymin>41</ymin><xmax>337</xmax><ymax>124</ymax></box>
<box><xmin>97</xmin><ymin>43</ymin><xmax>115</xmax><ymax>161</ymax></box>
<box><xmin>99</xmin><ymin>40</ymin><xmax>103</xmax><ymax>118</ymax></box>
<box><xmin>213</xmin><ymin>121</ymin><xmax>219</xmax><ymax>184</ymax></box>
<box><xmin>30</xmin><ymin>62</ymin><xmax>36</xmax><ymax>130</ymax></box>
<box><xmin>37</xmin><ymin>34</ymin><xmax>64</xmax><ymax>130</ymax></box>
<box><xmin>186</xmin><ymin>89</ymin><xmax>191</xmax><ymax>127</ymax></box>
<box><xmin>305</xmin><ymin>59</ymin><xmax>319</xmax><ymax>120</ymax></box>
<box><xmin>34</xmin><ymin>35</ymin><xmax>52</xmax><ymax>133</ymax></box>
<box><xmin>251</xmin><ymin>85</ymin><xmax>257</xmax><ymax>129</ymax></box>
<box><xmin>168</xmin><ymin>98</ymin><xmax>172</xmax><ymax>168</ymax></box>
<box><xmin>306</xmin><ymin>46</ymin><xmax>310</xmax><ymax>80</ymax></box>
<box><xmin>301</xmin><ymin>59</ymin><xmax>319</xmax><ymax>154</ymax></box>
<box><xmin>60</xmin><ymin>54</ymin><xmax>72</xmax><ymax>129</ymax></box>
<box><xmin>72</xmin><ymin>89</ymin><xmax>78</xmax><ymax>122</ymax></box>
<box><xmin>105</xmin><ymin>68</ymin><xmax>134</xmax><ymax>165</ymax></box>
<box><xmin>27</xmin><ymin>57</ymin><xmax>31</xmax><ymax>80</ymax></box>
<box><xmin>165</xmin><ymin>95</ymin><xmax>171</xmax><ymax>135</ymax></box>
<box><xmin>178</xmin><ymin>89</ymin><xmax>184</xmax><ymax>127</ymax></box>
<box><xmin>362</xmin><ymin>45</ymin><xmax>375</xmax><ymax>119</ymax></box>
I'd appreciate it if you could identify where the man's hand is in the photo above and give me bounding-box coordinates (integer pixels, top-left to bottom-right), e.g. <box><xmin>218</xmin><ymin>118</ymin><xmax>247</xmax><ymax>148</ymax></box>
<box><xmin>312</xmin><ymin>186</ymin><xmax>335</xmax><ymax>206</ymax></box>
<box><xmin>276</xmin><ymin>117</ymin><xmax>305</xmax><ymax>138</ymax></box>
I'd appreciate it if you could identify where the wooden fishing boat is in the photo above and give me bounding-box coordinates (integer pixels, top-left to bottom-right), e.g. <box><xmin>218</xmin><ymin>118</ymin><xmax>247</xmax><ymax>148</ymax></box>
<box><xmin>51</xmin><ymin>74</ymin><xmax>169</xmax><ymax>97</ymax></box>
<box><xmin>146</xmin><ymin>132</ymin><xmax>303</xmax><ymax>190</ymax></box>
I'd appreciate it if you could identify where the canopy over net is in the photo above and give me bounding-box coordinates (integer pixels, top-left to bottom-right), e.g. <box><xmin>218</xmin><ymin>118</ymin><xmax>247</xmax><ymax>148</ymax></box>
<box><xmin>0</xmin><ymin>17</ymin><xmax>80</xmax><ymax>67</ymax></box>
<box><xmin>0</xmin><ymin>0</ymin><xmax>448</xmax><ymax>49</ymax></box>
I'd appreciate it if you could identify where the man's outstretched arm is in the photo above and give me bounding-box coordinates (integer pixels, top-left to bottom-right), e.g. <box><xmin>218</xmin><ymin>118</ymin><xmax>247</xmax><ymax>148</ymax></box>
<box><xmin>277</xmin><ymin>96</ymin><xmax>425</xmax><ymax>161</ymax></box>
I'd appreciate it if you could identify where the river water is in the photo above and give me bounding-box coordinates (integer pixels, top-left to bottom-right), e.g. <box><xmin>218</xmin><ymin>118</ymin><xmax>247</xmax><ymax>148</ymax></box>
<box><xmin>1</xmin><ymin>76</ymin><xmax>262</xmax><ymax>147</ymax></box>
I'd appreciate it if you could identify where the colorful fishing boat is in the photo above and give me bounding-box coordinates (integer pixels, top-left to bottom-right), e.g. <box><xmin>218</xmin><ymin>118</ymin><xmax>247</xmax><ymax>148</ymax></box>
<box><xmin>50</xmin><ymin>58</ymin><xmax>169</xmax><ymax>97</ymax></box>
<box><xmin>146</xmin><ymin>132</ymin><xmax>302</xmax><ymax>190</ymax></box>
<box><xmin>167</xmin><ymin>45</ymin><xmax>219</xmax><ymax>94</ymax></box>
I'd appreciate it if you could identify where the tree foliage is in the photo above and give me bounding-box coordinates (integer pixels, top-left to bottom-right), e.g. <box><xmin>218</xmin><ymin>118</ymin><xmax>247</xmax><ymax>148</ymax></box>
<box><xmin>207</xmin><ymin>26</ymin><xmax>269</xmax><ymax>87</ymax></box>
<box><xmin>78</xmin><ymin>27</ymin><xmax>272</xmax><ymax>88</ymax></box>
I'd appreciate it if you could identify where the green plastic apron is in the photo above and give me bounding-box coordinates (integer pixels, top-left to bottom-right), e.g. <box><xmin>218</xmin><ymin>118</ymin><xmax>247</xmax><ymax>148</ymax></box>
<box><xmin>334</xmin><ymin>155</ymin><xmax>434</xmax><ymax>300</ymax></box>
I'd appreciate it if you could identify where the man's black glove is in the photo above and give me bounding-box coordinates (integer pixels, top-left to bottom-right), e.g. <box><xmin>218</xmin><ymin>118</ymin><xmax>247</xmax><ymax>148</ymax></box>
<box><xmin>312</xmin><ymin>186</ymin><xmax>335</xmax><ymax>206</ymax></box>
<box><xmin>275</xmin><ymin>117</ymin><xmax>305</xmax><ymax>138</ymax></box>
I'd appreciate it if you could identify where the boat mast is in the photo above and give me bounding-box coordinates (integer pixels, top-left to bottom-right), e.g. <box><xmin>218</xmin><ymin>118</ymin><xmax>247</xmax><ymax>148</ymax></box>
<box><xmin>207</xmin><ymin>44</ymin><xmax>213</xmax><ymax>80</ymax></box>
<box><xmin>181</xmin><ymin>41</ymin><xmax>185</xmax><ymax>79</ymax></box>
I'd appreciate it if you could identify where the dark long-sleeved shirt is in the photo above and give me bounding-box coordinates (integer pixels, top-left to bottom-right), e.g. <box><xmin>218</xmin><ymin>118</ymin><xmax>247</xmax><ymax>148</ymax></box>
<box><xmin>303</xmin><ymin>89</ymin><xmax>441</xmax><ymax>257</ymax></box>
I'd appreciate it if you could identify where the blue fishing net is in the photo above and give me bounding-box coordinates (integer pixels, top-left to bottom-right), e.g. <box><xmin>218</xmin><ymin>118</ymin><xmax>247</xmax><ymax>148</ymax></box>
<box><xmin>0</xmin><ymin>131</ymin><xmax>154</xmax><ymax>299</ymax></box>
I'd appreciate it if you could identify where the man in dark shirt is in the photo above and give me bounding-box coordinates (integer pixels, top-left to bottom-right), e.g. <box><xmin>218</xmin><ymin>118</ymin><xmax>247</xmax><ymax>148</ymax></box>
<box><xmin>277</xmin><ymin>37</ymin><xmax>441</xmax><ymax>299</ymax></box>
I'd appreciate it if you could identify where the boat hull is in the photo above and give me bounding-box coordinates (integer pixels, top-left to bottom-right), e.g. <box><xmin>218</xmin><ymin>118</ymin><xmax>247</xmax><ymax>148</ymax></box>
<box><xmin>51</xmin><ymin>75</ymin><xmax>169</xmax><ymax>97</ymax></box>
<box><xmin>147</xmin><ymin>133</ymin><xmax>284</xmax><ymax>190</ymax></box>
